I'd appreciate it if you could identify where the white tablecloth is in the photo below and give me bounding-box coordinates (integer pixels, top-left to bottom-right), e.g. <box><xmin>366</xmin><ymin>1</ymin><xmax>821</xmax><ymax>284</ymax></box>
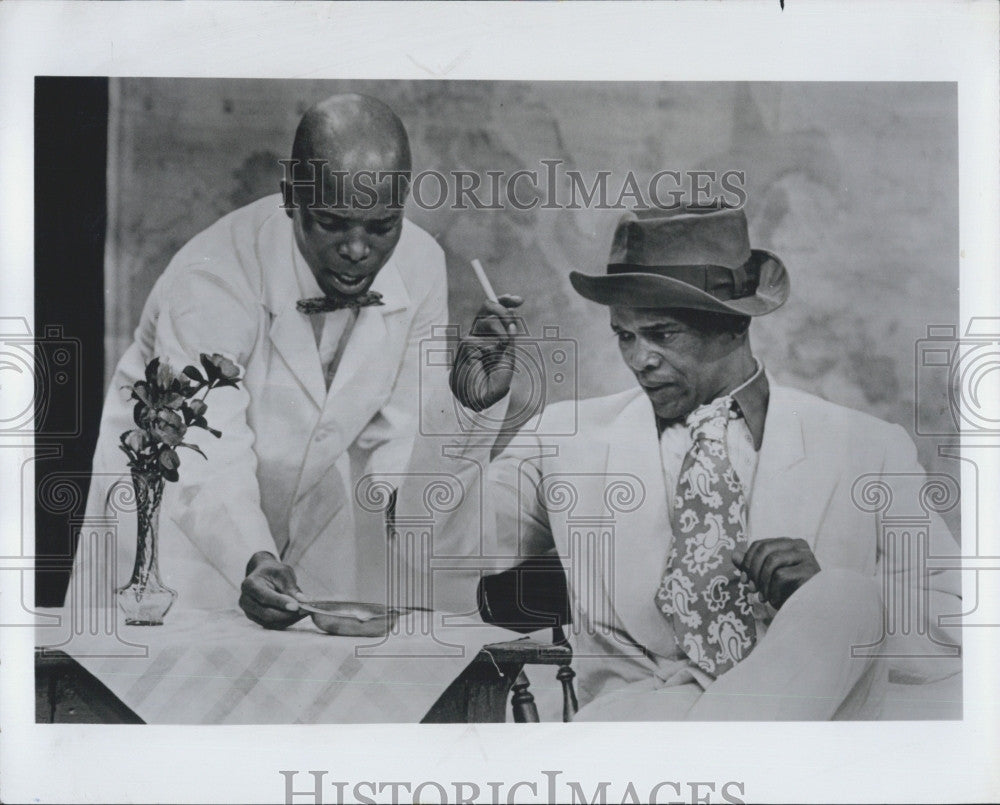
<box><xmin>36</xmin><ymin>606</ymin><xmax>517</xmax><ymax>724</ymax></box>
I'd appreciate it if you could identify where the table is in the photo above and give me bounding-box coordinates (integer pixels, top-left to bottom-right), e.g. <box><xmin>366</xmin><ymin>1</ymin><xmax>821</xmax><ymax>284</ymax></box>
<box><xmin>34</xmin><ymin>606</ymin><xmax>541</xmax><ymax>724</ymax></box>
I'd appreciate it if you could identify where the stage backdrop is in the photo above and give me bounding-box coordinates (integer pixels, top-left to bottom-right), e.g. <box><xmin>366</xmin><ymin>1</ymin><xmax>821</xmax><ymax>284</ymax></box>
<box><xmin>103</xmin><ymin>78</ymin><xmax>959</xmax><ymax>522</ymax></box>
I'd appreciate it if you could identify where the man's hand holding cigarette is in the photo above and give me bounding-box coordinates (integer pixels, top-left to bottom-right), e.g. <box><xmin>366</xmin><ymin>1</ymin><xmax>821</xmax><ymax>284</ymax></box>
<box><xmin>449</xmin><ymin>259</ymin><xmax>523</xmax><ymax>411</ymax></box>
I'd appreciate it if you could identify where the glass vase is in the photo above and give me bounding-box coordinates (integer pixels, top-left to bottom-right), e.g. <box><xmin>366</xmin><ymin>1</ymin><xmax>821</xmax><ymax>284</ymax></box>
<box><xmin>116</xmin><ymin>468</ymin><xmax>177</xmax><ymax>625</ymax></box>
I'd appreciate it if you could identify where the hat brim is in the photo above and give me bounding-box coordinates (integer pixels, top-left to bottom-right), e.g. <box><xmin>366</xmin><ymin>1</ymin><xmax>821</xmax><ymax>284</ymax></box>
<box><xmin>568</xmin><ymin>250</ymin><xmax>789</xmax><ymax>316</ymax></box>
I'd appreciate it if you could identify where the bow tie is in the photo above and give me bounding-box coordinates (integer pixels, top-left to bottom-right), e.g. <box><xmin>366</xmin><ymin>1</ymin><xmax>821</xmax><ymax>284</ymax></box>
<box><xmin>296</xmin><ymin>291</ymin><xmax>384</xmax><ymax>315</ymax></box>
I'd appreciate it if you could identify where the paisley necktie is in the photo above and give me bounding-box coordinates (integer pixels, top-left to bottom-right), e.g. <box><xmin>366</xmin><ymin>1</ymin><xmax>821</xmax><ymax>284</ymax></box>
<box><xmin>654</xmin><ymin>396</ymin><xmax>757</xmax><ymax>677</ymax></box>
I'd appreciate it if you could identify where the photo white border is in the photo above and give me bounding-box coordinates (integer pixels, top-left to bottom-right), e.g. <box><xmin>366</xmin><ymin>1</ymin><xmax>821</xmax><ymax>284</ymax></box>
<box><xmin>1</xmin><ymin>2</ymin><xmax>998</xmax><ymax>802</ymax></box>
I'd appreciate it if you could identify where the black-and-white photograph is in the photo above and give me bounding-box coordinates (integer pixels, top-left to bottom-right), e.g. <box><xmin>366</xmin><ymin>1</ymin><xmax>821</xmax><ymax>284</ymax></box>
<box><xmin>3</xmin><ymin>3</ymin><xmax>998</xmax><ymax>804</ymax></box>
<box><xmin>32</xmin><ymin>76</ymin><xmax>964</xmax><ymax>723</ymax></box>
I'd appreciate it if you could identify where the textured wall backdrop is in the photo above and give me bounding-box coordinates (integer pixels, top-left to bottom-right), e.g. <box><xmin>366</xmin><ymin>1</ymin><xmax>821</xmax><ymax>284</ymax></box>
<box><xmin>104</xmin><ymin>79</ymin><xmax>959</xmax><ymax>526</ymax></box>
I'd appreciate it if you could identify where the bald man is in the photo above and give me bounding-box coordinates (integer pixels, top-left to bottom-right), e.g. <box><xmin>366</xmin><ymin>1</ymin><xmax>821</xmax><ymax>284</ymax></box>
<box><xmin>71</xmin><ymin>94</ymin><xmax>454</xmax><ymax>625</ymax></box>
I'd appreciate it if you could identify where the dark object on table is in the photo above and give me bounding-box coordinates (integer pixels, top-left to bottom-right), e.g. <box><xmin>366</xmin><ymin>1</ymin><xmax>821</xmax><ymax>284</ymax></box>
<box><xmin>476</xmin><ymin>553</ymin><xmax>572</xmax><ymax>635</ymax></box>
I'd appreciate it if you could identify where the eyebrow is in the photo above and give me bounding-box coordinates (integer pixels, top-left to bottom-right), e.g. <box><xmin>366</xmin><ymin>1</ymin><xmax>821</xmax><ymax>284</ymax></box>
<box><xmin>610</xmin><ymin>322</ymin><xmax>683</xmax><ymax>333</ymax></box>
<box><xmin>311</xmin><ymin>210</ymin><xmax>399</xmax><ymax>225</ymax></box>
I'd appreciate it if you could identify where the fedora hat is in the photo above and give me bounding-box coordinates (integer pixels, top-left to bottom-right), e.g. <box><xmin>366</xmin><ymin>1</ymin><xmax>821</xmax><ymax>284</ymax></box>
<box><xmin>569</xmin><ymin>207</ymin><xmax>789</xmax><ymax>316</ymax></box>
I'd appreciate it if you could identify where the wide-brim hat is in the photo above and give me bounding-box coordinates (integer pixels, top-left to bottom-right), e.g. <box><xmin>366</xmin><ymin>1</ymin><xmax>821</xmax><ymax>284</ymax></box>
<box><xmin>569</xmin><ymin>207</ymin><xmax>789</xmax><ymax>316</ymax></box>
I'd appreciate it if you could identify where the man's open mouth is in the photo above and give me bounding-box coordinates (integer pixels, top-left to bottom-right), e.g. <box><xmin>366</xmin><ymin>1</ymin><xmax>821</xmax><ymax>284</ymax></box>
<box><xmin>328</xmin><ymin>271</ymin><xmax>369</xmax><ymax>289</ymax></box>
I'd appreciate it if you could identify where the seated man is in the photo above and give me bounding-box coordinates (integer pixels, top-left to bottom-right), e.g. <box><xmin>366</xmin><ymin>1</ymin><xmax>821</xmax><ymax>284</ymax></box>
<box><xmin>71</xmin><ymin>94</ymin><xmax>461</xmax><ymax>623</ymax></box>
<box><xmin>408</xmin><ymin>205</ymin><xmax>962</xmax><ymax>720</ymax></box>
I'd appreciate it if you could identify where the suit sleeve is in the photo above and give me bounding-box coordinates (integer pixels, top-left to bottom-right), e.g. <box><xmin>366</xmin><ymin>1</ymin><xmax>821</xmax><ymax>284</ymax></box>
<box><xmin>488</xmin><ymin>434</ymin><xmax>559</xmax><ymax>562</ymax></box>
<box><xmin>153</xmin><ymin>267</ymin><xmax>277</xmax><ymax>590</ymax></box>
<box><xmin>394</xmin><ymin>386</ymin><xmax>557</xmax><ymax>612</ymax></box>
<box><xmin>878</xmin><ymin>424</ymin><xmax>963</xmax><ymax>683</ymax></box>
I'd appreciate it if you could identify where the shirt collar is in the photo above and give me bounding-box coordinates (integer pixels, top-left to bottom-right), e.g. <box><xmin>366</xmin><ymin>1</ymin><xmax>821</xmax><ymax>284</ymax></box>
<box><xmin>655</xmin><ymin>360</ymin><xmax>770</xmax><ymax>451</ymax></box>
<box><xmin>729</xmin><ymin>360</ymin><xmax>769</xmax><ymax>450</ymax></box>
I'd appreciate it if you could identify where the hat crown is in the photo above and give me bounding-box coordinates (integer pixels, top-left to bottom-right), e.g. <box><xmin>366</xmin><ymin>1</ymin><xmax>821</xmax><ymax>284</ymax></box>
<box><xmin>609</xmin><ymin>207</ymin><xmax>752</xmax><ymax>269</ymax></box>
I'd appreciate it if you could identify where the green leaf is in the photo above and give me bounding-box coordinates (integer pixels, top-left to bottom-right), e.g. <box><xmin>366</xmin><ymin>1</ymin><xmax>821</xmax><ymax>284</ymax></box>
<box><xmin>133</xmin><ymin>401</ymin><xmax>146</xmax><ymax>426</ymax></box>
<box><xmin>132</xmin><ymin>381</ymin><xmax>153</xmax><ymax>406</ymax></box>
<box><xmin>199</xmin><ymin>353</ymin><xmax>220</xmax><ymax>383</ymax></box>
<box><xmin>144</xmin><ymin>357</ymin><xmax>161</xmax><ymax>385</ymax></box>
<box><xmin>161</xmin><ymin>392</ymin><xmax>186</xmax><ymax>409</ymax></box>
<box><xmin>183</xmin><ymin>365</ymin><xmax>205</xmax><ymax>384</ymax></box>
<box><xmin>158</xmin><ymin>447</ymin><xmax>180</xmax><ymax>472</ymax></box>
<box><xmin>178</xmin><ymin>442</ymin><xmax>208</xmax><ymax>460</ymax></box>
<box><xmin>123</xmin><ymin>429</ymin><xmax>149</xmax><ymax>453</ymax></box>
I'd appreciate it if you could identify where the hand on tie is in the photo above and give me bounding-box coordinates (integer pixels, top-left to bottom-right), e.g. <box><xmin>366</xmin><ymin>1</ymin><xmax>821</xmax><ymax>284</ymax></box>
<box><xmin>733</xmin><ymin>538</ymin><xmax>821</xmax><ymax>610</ymax></box>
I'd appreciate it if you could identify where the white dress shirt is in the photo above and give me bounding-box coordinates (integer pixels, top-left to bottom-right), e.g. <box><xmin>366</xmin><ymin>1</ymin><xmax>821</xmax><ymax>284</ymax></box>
<box><xmin>657</xmin><ymin>361</ymin><xmax>765</xmax><ymax>509</ymax></box>
<box><xmin>292</xmin><ymin>245</ymin><xmax>358</xmax><ymax>390</ymax></box>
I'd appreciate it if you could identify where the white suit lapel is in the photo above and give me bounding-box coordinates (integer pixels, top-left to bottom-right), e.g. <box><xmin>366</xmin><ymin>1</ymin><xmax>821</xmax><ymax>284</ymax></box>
<box><xmin>327</xmin><ymin>258</ymin><xmax>408</xmax><ymax>400</ymax></box>
<box><xmin>259</xmin><ymin>218</ymin><xmax>327</xmax><ymax>408</ymax></box>
<box><xmin>582</xmin><ymin>381</ymin><xmax>841</xmax><ymax>658</ymax></box>
<box><xmin>747</xmin><ymin>383</ymin><xmax>832</xmax><ymax>548</ymax></box>
<box><xmin>285</xmin><ymin>257</ymin><xmax>410</xmax><ymax>567</ymax></box>
<box><xmin>599</xmin><ymin>390</ymin><xmax>678</xmax><ymax>657</ymax></box>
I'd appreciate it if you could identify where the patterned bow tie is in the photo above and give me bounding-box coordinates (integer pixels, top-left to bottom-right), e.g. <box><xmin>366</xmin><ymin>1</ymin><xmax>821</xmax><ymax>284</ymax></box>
<box><xmin>654</xmin><ymin>395</ymin><xmax>757</xmax><ymax>678</ymax></box>
<box><xmin>296</xmin><ymin>291</ymin><xmax>384</xmax><ymax>315</ymax></box>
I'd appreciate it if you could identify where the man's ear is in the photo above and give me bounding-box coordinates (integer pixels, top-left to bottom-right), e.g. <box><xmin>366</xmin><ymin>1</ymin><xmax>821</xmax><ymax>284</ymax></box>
<box><xmin>280</xmin><ymin>180</ymin><xmax>294</xmax><ymax>219</ymax></box>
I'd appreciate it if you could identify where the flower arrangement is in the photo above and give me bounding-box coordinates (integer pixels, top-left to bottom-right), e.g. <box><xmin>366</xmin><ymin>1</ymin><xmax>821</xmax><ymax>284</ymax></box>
<box><xmin>118</xmin><ymin>353</ymin><xmax>242</xmax><ymax>483</ymax></box>
<box><xmin>115</xmin><ymin>353</ymin><xmax>242</xmax><ymax>624</ymax></box>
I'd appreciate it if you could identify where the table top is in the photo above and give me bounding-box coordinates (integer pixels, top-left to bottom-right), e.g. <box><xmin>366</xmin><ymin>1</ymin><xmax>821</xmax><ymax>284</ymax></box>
<box><xmin>35</xmin><ymin>605</ymin><xmax>516</xmax><ymax>724</ymax></box>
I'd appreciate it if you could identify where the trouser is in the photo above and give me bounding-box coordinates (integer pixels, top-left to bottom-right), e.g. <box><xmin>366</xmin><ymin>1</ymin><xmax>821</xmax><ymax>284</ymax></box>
<box><xmin>573</xmin><ymin>568</ymin><xmax>887</xmax><ymax>721</ymax></box>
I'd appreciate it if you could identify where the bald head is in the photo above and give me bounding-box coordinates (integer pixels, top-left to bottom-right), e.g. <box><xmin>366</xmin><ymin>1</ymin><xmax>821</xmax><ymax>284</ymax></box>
<box><xmin>283</xmin><ymin>94</ymin><xmax>411</xmax><ymax>300</ymax></box>
<box><xmin>291</xmin><ymin>93</ymin><xmax>411</xmax><ymax>177</ymax></box>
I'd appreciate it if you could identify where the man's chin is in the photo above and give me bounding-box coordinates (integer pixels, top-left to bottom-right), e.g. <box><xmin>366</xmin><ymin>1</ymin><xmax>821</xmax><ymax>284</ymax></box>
<box><xmin>646</xmin><ymin>392</ymin><xmax>695</xmax><ymax>423</ymax></box>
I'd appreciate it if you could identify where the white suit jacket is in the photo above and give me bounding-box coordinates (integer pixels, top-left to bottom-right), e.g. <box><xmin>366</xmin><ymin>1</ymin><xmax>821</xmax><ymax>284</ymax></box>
<box><xmin>402</xmin><ymin>381</ymin><xmax>963</xmax><ymax>708</ymax></box>
<box><xmin>72</xmin><ymin>195</ymin><xmax>450</xmax><ymax>609</ymax></box>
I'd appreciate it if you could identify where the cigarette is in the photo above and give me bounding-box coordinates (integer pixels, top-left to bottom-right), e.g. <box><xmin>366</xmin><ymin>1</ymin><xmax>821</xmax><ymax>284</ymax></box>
<box><xmin>470</xmin><ymin>259</ymin><xmax>499</xmax><ymax>303</ymax></box>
